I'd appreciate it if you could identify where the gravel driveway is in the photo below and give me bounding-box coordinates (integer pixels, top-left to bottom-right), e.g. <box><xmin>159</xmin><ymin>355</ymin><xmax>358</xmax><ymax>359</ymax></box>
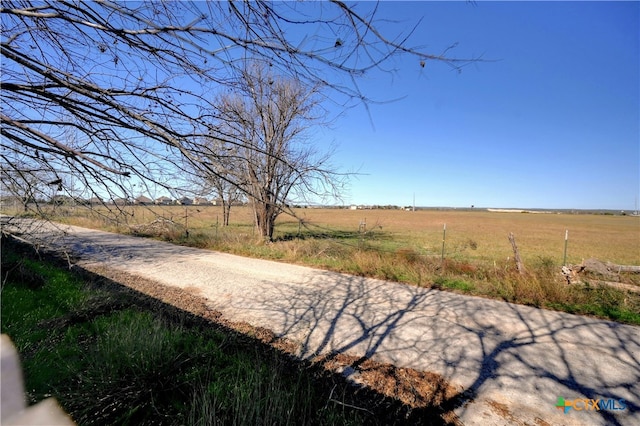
<box><xmin>5</xmin><ymin>219</ymin><xmax>639</xmax><ymax>426</ymax></box>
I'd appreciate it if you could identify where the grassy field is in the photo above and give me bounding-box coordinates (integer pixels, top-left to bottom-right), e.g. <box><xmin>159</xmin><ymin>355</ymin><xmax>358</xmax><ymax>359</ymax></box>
<box><xmin>7</xmin><ymin>204</ymin><xmax>640</xmax><ymax>324</ymax></box>
<box><xmin>56</xmin><ymin>204</ymin><xmax>639</xmax><ymax>265</ymax></box>
<box><xmin>277</xmin><ymin>208</ymin><xmax>640</xmax><ymax>265</ymax></box>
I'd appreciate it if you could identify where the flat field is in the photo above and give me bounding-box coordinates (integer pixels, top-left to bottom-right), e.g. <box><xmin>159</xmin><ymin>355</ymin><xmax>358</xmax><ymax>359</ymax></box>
<box><xmin>16</xmin><ymin>204</ymin><xmax>639</xmax><ymax>266</ymax></box>
<box><xmin>278</xmin><ymin>208</ymin><xmax>640</xmax><ymax>266</ymax></box>
<box><xmin>89</xmin><ymin>206</ymin><xmax>638</xmax><ymax>266</ymax></box>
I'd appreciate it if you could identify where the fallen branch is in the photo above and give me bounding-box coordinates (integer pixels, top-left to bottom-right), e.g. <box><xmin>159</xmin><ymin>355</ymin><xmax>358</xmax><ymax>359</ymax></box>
<box><xmin>561</xmin><ymin>258</ymin><xmax>640</xmax><ymax>293</ymax></box>
<box><xmin>325</xmin><ymin>384</ymin><xmax>374</xmax><ymax>415</ymax></box>
<box><xmin>605</xmin><ymin>262</ymin><xmax>640</xmax><ymax>273</ymax></box>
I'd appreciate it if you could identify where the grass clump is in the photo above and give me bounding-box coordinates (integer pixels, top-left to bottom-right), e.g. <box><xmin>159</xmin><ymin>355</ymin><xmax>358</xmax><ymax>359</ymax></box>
<box><xmin>546</xmin><ymin>283</ymin><xmax>640</xmax><ymax>324</ymax></box>
<box><xmin>433</xmin><ymin>277</ymin><xmax>475</xmax><ymax>293</ymax></box>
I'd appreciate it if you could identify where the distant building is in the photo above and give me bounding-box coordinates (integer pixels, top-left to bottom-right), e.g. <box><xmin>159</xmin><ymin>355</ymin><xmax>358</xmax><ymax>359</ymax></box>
<box><xmin>111</xmin><ymin>197</ymin><xmax>130</xmax><ymax>206</ymax></box>
<box><xmin>134</xmin><ymin>195</ymin><xmax>153</xmax><ymax>205</ymax></box>
<box><xmin>1</xmin><ymin>196</ymin><xmax>28</xmax><ymax>208</ymax></box>
<box><xmin>193</xmin><ymin>197</ymin><xmax>211</xmax><ymax>205</ymax></box>
<box><xmin>211</xmin><ymin>198</ymin><xmax>245</xmax><ymax>207</ymax></box>
<box><xmin>155</xmin><ymin>196</ymin><xmax>173</xmax><ymax>205</ymax></box>
<box><xmin>177</xmin><ymin>197</ymin><xmax>193</xmax><ymax>205</ymax></box>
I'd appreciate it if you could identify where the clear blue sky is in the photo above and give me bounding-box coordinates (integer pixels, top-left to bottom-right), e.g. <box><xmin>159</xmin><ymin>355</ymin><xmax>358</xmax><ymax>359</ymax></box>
<box><xmin>322</xmin><ymin>1</ymin><xmax>639</xmax><ymax>210</ymax></box>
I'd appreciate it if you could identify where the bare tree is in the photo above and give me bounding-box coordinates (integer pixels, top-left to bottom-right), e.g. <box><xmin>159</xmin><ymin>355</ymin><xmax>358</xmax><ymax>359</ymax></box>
<box><xmin>210</xmin><ymin>173</ymin><xmax>244</xmax><ymax>228</ymax></box>
<box><xmin>1</xmin><ymin>1</ymin><xmax>476</xmax><ymax>223</ymax></box>
<box><xmin>210</xmin><ymin>64</ymin><xmax>336</xmax><ymax>240</ymax></box>
<box><xmin>194</xmin><ymin>138</ymin><xmax>244</xmax><ymax>226</ymax></box>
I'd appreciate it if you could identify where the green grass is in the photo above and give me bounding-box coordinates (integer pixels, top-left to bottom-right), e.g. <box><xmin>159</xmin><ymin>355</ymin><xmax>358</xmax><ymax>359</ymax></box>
<box><xmin>546</xmin><ymin>282</ymin><xmax>640</xmax><ymax>324</ymax></box>
<box><xmin>1</xmin><ymin>258</ymin><xmax>87</xmax><ymax>351</ymax></box>
<box><xmin>2</xmin><ymin>238</ymin><xmax>429</xmax><ymax>425</ymax></box>
<box><xmin>433</xmin><ymin>277</ymin><xmax>475</xmax><ymax>293</ymax></box>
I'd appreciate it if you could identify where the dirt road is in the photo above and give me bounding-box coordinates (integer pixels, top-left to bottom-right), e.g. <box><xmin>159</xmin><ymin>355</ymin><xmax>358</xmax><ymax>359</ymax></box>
<box><xmin>6</xmin><ymin>220</ymin><xmax>639</xmax><ymax>425</ymax></box>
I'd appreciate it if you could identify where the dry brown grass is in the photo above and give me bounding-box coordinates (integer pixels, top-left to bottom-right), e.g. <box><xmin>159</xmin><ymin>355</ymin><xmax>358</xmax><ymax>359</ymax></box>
<box><xmin>278</xmin><ymin>208</ymin><xmax>639</xmax><ymax>266</ymax></box>
<box><xmin>22</xmin><ymin>204</ymin><xmax>638</xmax><ymax>266</ymax></box>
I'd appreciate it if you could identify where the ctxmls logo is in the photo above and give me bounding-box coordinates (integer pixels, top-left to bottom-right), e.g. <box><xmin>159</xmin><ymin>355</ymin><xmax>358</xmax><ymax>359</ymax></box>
<box><xmin>556</xmin><ymin>397</ymin><xmax>627</xmax><ymax>414</ymax></box>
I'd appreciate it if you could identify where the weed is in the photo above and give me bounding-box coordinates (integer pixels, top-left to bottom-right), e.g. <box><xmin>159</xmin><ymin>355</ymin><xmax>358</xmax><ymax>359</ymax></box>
<box><xmin>433</xmin><ymin>277</ymin><xmax>475</xmax><ymax>293</ymax></box>
<box><xmin>396</xmin><ymin>247</ymin><xmax>421</xmax><ymax>264</ymax></box>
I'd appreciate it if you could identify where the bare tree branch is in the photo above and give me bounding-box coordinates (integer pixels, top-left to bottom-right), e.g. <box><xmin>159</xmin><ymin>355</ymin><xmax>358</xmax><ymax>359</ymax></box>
<box><xmin>1</xmin><ymin>0</ymin><xmax>478</xmax><ymax>224</ymax></box>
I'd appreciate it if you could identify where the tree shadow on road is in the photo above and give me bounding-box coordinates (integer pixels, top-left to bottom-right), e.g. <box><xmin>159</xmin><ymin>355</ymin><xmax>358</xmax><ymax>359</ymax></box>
<box><xmin>248</xmin><ymin>271</ymin><xmax>640</xmax><ymax>425</ymax></box>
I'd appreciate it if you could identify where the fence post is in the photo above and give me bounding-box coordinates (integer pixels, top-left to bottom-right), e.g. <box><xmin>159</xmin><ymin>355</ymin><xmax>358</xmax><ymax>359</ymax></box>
<box><xmin>508</xmin><ymin>232</ymin><xmax>525</xmax><ymax>274</ymax></box>
<box><xmin>358</xmin><ymin>218</ymin><xmax>366</xmax><ymax>249</ymax></box>
<box><xmin>441</xmin><ymin>223</ymin><xmax>446</xmax><ymax>263</ymax></box>
<box><xmin>184</xmin><ymin>206</ymin><xmax>189</xmax><ymax>238</ymax></box>
<box><xmin>563</xmin><ymin>229</ymin><xmax>569</xmax><ymax>266</ymax></box>
<box><xmin>359</xmin><ymin>218</ymin><xmax>367</xmax><ymax>233</ymax></box>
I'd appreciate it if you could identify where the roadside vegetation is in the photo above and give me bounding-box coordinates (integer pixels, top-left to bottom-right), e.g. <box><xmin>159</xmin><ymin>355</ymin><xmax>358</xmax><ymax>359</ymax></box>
<box><xmin>20</xmin><ymin>205</ymin><xmax>639</xmax><ymax>326</ymax></box>
<box><xmin>2</xmin><ymin>236</ymin><xmax>457</xmax><ymax>425</ymax></box>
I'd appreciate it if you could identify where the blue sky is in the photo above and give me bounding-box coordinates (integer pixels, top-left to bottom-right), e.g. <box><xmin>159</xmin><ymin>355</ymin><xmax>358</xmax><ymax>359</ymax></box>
<box><xmin>321</xmin><ymin>1</ymin><xmax>639</xmax><ymax>210</ymax></box>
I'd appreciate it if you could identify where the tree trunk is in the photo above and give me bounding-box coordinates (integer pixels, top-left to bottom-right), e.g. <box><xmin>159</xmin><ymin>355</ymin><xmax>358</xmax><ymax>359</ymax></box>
<box><xmin>223</xmin><ymin>203</ymin><xmax>231</xmax><ymax>226</ymax></box>
<box><xmin>254</xmin><ymin>202</ymin><xmax>276</xmax><ymax>241</ymax></box>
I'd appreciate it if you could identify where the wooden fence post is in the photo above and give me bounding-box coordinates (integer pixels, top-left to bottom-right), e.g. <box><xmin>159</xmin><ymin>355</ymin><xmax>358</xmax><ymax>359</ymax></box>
<box><xmin>563</xmin><ymin>229</ymin><xmax>569</xmax><ymax>266</ymax></box>
<box><xmin>441</xmin><ymin>223</ymin><xmax>446</xmax><ymax>264</ymax></box>
<box><xmin>508</xmin><ymin>232</ymin><xmax>525</xmax><ymax>274</ymax></box>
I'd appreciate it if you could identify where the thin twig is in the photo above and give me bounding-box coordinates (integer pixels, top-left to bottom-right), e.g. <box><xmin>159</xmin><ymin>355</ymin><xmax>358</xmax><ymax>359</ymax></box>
<box><xmin>326</xmin><ymin>384</ymin><xmax>374</xmax><ymax>414</ymax></box>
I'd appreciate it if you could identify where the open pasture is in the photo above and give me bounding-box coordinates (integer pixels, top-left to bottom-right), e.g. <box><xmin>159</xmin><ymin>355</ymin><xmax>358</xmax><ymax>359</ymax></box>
<box><xmin>277</xmin><ymin>208</ymin><xmax>640</xmax><ymax>266</ymax></box>
<box><xmin>54</xmin><ymin>205</ymin><xmax>639</xmax><ymax>266</ymax></box>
